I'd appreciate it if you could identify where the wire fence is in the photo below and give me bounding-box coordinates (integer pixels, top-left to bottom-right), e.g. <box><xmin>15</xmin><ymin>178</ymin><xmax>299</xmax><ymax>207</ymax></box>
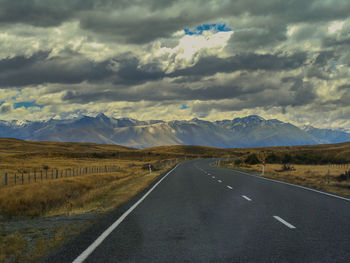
<box><xmin>0</xmin><ymin>158</ymin><xmax>184</xmax><ymax>187</ymax></box>
<box><xmin>0</xmin><ymin>165</ymin><xmax>123</xmax><ymax>187</ymax></box>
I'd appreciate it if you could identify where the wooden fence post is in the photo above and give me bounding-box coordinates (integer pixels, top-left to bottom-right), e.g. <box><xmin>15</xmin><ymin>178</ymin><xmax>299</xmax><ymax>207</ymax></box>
<box><xmin>14</xmin><ymin>173</ymin><xmax>17</xmax><ymax>185</ymax></box>
<box><xmin>22</xmin><ymin>173</ymin><xmax>24</xmax><ymax>184</ymax></box>
<box><xmin>4</xmin><ymin>172</ymin><xmax>7</xmax><ymax>185</ymax></box>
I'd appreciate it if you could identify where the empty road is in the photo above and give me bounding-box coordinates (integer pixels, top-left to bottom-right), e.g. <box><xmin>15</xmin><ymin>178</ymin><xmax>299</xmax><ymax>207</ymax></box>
<box><xmin>47</xmin><ymin>159</ymin><xmax>350</xmax><ymax>262</ymax></box>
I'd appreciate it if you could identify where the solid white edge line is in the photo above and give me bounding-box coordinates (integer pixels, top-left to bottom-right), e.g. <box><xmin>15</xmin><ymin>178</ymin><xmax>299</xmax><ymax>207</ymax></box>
<box><xmin>72</xmin><ymin>164</ymin><xmax>180</xmax><ymax>263</ymax></box>
<box><xmin>242</xmin><ymin>195</ymin><xmax>252</xmax><ymax>201</ymax></box>
<box><xmin>273</xmin><ymin>216</ymin><xmax>296</xmax><ymax>229</ymax></box>
<box><xmin>227</xmin><ymin>185</ymin><xmax>233</xmax><ymax>189</ymax></box>
<box><xmin>232</xmin><ymin>170</ymin><xmax>350</xmax><ymax>202</ymax></box>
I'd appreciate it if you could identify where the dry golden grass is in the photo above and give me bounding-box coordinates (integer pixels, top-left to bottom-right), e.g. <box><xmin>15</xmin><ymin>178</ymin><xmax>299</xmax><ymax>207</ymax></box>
<box><xmin>0</xmin><ymin>161</ymin><xmax>168</xmax><ymax>218</ymax></box>
<box><xmin>222</xmin><ymin>161</ymin><xmax>350</xmax><ymax>197</ymax></box>
<box><xmin>0</xmin><ymin>222</ymin><xmax>88</xmax><ymax>263</ymax></box>
<box><xmin>234</xmin><ymin>141</ymin><xmax>350</xmax><ymax>163</ymax></box>
<box><xmin>144</xmin><ymin>145</ymin><xmax>241</xmax><ymax>158</ymax></box>
<box><xmin>0</xmin><ymin>138</ymin><xmax>194</xmax><ymax>262</ymax></box>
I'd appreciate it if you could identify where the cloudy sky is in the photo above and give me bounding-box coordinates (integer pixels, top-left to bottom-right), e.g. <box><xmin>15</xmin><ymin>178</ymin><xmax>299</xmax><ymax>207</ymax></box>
<box><xmin>0</xmin><ymin>0</ymin><xmax>349</xmax><ymax>130</ymax></box>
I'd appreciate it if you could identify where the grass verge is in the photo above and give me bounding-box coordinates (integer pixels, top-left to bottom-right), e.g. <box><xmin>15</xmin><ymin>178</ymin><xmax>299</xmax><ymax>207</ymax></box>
<box><xmin>0</xmin><ymin>162</ymin><xmax>174</xmax><ymax>262</ymax></box>
<box><xmin>219</xmin><ymin>161</ymin><xmax>350</xmax><ymax>198</ymax></box>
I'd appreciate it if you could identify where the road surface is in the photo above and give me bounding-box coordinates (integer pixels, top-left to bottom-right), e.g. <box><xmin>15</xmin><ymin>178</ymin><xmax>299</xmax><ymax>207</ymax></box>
<box><xmin>46</xmin><ymin>159</ymin><xmax>350</xmax><ymax>262</ymax></box>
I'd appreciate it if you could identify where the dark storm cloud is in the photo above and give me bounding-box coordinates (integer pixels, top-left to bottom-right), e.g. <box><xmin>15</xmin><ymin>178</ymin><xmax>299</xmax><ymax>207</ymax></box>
<box><xmin>0</xmin><ymin>0</ymin><xmax>91</xmax><ymax>26</ymax></box>
<box><xmin>223</xmin><ymin>0</ymin><xmax>350</xmax><ymax>23</ymax></box>
<box><xmin>61</xmin><ymin>72</ymin><xmax>316</xmax><ymax>109</ymax></box>
<box><xmin>62</xmin><ymin>81</ymin><xmax>262</xmax><ymax>103</ymax></box>
<box><xmin>0</xmin><ymin>50</ymin><xmax>167</xmax><ymax>87</ymax></box>
<box><xmin>226</xmin><ymin>24</ymin><xmax>287</xmax><ymax>50</ymax></box>
<box><xmin>1</xmin><ymin>0</ymin><xmax>349</xmax><ymax>44</ymax></box>
<box><xmin>323</xmin><ymin>36</ymin><xmax>350</xmax><ymax>48</ymax></box>
<box><xmin>191</xmin><ymin>78</ymin><xmax>317</xmax><ymax>113</ymax></box>
<box><xmin>288</xmin><ymin>78</ymin><xmax>316</xmax><ymax>106</ymax></box>
<box><xmin>112</xmin><ymin>57</ymin><xmax>165</xmax><ymax>85</ymax></box>
<box><xmin>0</xmin><ymin>104</ymin><xmax>11</xmax><ymax>113</ymax></box>
<box><xmin>169</xmin><ymin>52</ymin><xmax>307</xmax><ymax>78</ymax></box>
<box><xmin>78</xmin><ymin>11</ymin><xmax>199</xmax><ymax>44</ymax></box>
<box><xmin>0</xmin><ymin>49</ymin><xmax>307</xmax><ymax>88</ymax></box>
<box><xmin>0</xmin><ymin>50</ymin><xmax>114</xmax><ymax>87</ymax></box>
<box><xmin>338</xmin><ymin>84</ymin><xmax>350</xmax><ymax>91</ymax></box>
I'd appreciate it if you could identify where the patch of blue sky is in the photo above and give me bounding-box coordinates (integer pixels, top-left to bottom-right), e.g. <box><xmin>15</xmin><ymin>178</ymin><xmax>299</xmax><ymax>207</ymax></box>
<box><xmin>184</xmin><ymin>23</ymin><xmax>232</xmax><ymax>35</ymax></box>
<box><xmin>180</xmin><ymin>104</ymin><xmax>189</xmax><ymax>110</ymax></box>
<box><xmin>14</xmin><ymin>101</ymin><xmax>43</xmax><ymax>109</ymax></box>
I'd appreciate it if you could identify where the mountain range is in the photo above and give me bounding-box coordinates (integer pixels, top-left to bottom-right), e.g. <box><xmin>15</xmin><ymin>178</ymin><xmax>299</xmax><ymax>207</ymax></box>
<box><xmin>1</xmin><ymin>114</ymin><xmax>349</xmax><ymax>148</ymax></box>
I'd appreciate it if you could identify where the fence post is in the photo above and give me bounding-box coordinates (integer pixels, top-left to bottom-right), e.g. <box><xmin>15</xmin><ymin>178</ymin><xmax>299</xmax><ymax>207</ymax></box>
<box><xmin>34</xmin><ymin>169</ymin><xmax>36</xmax><ymax>182</ymax></box>
<box><xmin>28</xmin><ymin>172</ymin><xmax>31</xmax><ymax>183</ymax></box>
<box><xmin>14</xmin><ymin>173</ymin><xmax>17</xmax><ymax>185</ymax></box>
<box><xmin>56</xmin><ymin>169</ymin><xmax>58</xmax><ymax>179</ymax></box>
<box><xmin>4</xmin><ymin>172</ymin><xmax>7</xmax><ymax>185</ymax></box>
<box><xmin>22</xmin><ymin>173</ymin><xmax>24</xmax><ymax>184</ymax></box>
<box><xmin>40</xmin><ymin>171</ymin><xmax>43</xmax><ymax>181</ymax></box>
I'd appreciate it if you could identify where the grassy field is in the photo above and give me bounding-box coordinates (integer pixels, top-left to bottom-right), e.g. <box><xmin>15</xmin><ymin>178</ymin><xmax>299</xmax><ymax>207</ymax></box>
<box><xmin>233</xmin><ymin>141</ymin><xmax>350</xmax><ymax>164</ymax></box>
<box><xmin>1</xmin><ymin>138</ymin><xmax>350</xmax><ymax>262</ymax></box>
<box><xmin>0</xmin><ymin>138</ymin><xmax>237</xmax><ymax>262</ymax></box>
<box><xmin>219</xmin><ymin>142</ymin><xmax>350</xmax><ymax>198</ymax></box>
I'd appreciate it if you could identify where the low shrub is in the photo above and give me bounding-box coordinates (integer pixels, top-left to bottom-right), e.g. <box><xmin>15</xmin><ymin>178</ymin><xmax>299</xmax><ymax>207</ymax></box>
<box><xmin>245</xmin><ymin>154</ymin><xmax>260</xmax><ymax>165</ymax></box>
<box><xmin>234</xmin><ymin>159</ymin><xmax>242</xmax><ymax>166</ymax></box>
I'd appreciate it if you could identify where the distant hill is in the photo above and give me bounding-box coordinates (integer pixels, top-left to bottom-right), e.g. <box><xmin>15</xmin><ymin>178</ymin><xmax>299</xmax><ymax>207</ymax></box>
<box><xmin>0</xmin><ymin>114</ymin><xmax>349</xmax><ymax>148</ymax></box>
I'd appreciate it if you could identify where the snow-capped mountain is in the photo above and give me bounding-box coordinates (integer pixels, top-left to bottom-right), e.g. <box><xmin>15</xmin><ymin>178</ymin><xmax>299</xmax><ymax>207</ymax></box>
<box><xmin>0</xmin><ymin>114</ymin><xmax>349</xmax><ymax>148</ymax></box>
<box><xmin>302</xmin><ymin>125</ymin><xmax>350</xmax><ymax>144</ymax></box>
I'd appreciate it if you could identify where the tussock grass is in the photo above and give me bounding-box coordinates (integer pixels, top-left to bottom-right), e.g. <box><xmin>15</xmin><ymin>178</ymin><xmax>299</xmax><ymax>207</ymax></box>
<box><xmin>0</xmin><ymin>163</ymin><xmax>165</xmax><ymax>218</ymax></box>
<box><xmin>222</xmin><ymin>161</ymin><xmax>350</xmax><ymax>197</ymax></box>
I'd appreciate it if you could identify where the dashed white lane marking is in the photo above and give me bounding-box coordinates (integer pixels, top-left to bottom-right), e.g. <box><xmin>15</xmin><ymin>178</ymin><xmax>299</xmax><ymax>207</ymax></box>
<box><xmin>207</xmin><ymin>173</ymin><xmax>211</xmax><ymax>175</ymax></box>
<box><xmin>212</xmin><ymin>176</ymin><xmax>215</xmax><ymax>179</ymax></box>
<box><xmin>218</xmin><ymin>180</ymin><xmax>222</xmax><ymax>183</ymax></box>
<box><xmin>242</xmin><ymin>195</ymin><xmax>252</xmax><ymax>201</ymax></box>
<box><xmin>72</xmin><ymin>164</ymin><xmax>180</xmax><ymax>263</ymax></box>
<box><xmin>273</xmin><ymin>216</ymin><xmax>296</xmax><ymax>229</ymax></box>
<box><xmin>227</xmin><ymin>185</ymin><xmax>233</xmax><ymax>189</ymax></box>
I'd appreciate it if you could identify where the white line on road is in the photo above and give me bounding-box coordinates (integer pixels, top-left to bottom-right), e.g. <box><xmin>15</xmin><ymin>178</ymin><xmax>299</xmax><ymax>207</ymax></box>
<box><xmin>72</xmin><ymin>164</ymin><xmax>180</xmax><ymax>263</ymax></box>
<box><xmin>212</xmin><ymin>176</ymin><xmax>215</xmax><ymax>179</ymax></box>
<box><xmin>218</xmin><ymin>180</ymin><xmax>222</xmax><ymax>183</ymax></box>
<box><xmin>273</xmin><ymin>216</ymin><xmax>296</xmax><ymax>229</ymax></box>
<box><xmin>242</xmin><ymin>195</ymin><xmax>252</xmax><ymax>201</ymax></box>
<box><xmin>227</xmin><ymin>185</ymin><xmax>233</xmax><ymax>189</ymax></box>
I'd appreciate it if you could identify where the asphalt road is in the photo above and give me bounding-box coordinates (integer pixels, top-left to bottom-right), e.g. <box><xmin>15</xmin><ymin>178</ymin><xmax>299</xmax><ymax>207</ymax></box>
<box><xmin>46</xmin><ymin>159</ymin><xmax>350</xmax><ymax>262</ymax></box>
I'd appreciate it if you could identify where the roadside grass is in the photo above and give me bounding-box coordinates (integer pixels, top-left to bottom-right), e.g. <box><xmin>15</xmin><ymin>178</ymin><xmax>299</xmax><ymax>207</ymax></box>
<box><xmin>0</xmin><ymin>222</ymin><xmax>88</xmax><ymax>263</ymax></box>
<box><xmin>0</xmin><ymin>163</ymin><xmax>170</xmax><ymax>262</ymax></box>
<box><xmin>220</xmin><ymin>161</ymin><xmax>350</xmax><ymax>197</ymax></box>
